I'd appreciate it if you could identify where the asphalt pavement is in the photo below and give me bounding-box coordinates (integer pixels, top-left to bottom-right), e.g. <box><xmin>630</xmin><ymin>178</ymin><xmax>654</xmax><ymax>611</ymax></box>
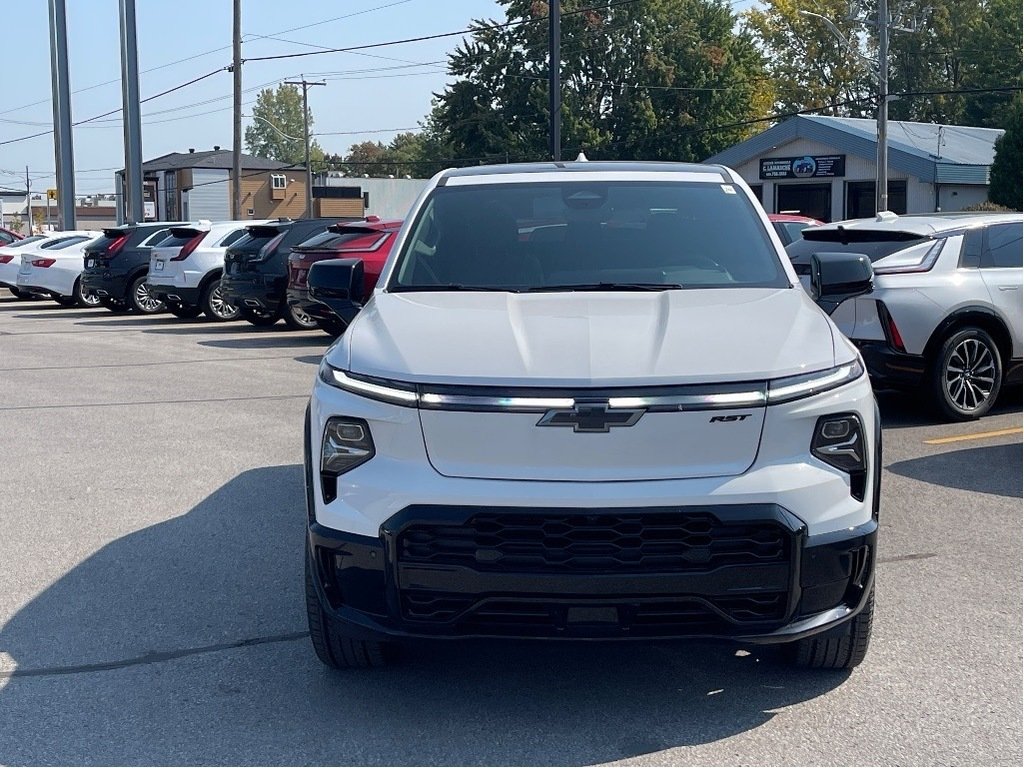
<box><xmin>0</xmin><ymin>289</ymin><xmax>1021</xmax><ymax>766</ymax></box>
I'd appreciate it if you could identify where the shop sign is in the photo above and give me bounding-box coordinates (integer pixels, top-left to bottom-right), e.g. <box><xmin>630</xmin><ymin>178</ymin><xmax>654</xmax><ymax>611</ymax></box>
<box><xmin>759</xmin><ymin>155</ymin><xmax>846</xmax><ymax>179</ymax></box>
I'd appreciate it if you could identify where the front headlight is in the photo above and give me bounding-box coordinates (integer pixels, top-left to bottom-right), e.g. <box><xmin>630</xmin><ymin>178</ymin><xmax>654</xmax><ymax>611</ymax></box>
<box><xmin>319</xmin><ymin>361</ymin><xmax>418</xmax><ymax>406</ymax></box>
<box><xmin>810</xmin><ymin>413</ymin><xmax>867</xmax><ymax>500</ymax></box>
<box><xmin>767</xmin><ymin>359</ymin><xmax>865</xmax><ymax>404</ymax></box>
<box><xmin>320</xmin><ymin>417</ymin><xmax>375</xmax><ymax>503</ymax></box>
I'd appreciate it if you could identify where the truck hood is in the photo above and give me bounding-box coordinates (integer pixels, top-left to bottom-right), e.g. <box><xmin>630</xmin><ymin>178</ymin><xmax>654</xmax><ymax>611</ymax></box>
<box><xmin>330</xmin><ymin>287</ymin><xmax>836</xmax><ymax>387</ymax></box>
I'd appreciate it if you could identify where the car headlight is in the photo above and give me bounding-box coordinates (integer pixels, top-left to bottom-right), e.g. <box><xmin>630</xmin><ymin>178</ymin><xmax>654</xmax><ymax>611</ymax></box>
<box><xmin>767</xmin><ymin>359</ymin><xmax>864</xmax><ymax>404</ymax></box>
<box><xmin>320</xmin><ymin>417</ymin><xmax>374</xmax><ymax>503</ymax></box>
<box><xmin>811</xmin><ymin>413</ymin><xmax>867</xmax><ymax>500</ymax></box>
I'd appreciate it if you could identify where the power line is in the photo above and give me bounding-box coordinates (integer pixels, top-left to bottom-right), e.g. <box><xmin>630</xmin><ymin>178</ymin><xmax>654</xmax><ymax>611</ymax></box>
<box><xmin>0</xmin><ymin>67</ymin><xmax>225</xmax><ymax>147</ymax></box>
<box><xmin>244</xmin><ymin>0</ymin><xmax>641</xmax><ymax>63</ymax></box>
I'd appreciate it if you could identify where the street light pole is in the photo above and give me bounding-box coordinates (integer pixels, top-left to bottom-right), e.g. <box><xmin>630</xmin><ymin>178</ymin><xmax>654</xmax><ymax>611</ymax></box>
<box><xmin>231</xmin><ymin>0</ymin><xmax>242</xmax><ymax>220</ymax></box>
<box><xmin>548</xmin><ymin>0</ymin><xmax>561</xmax><ymax>161</ymax></box>
<box><xmin>284</xmin><ymin>77</ymin><xmax>325</xmax><ymax>218</ymax></box>
<box><xmin>876</xmin><ymin>0</ymin><xmax>890</xmax><ymax>214</ymax></box>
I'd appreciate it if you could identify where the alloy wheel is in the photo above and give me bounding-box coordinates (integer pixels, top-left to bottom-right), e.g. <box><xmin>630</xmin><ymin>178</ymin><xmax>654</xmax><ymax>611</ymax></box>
<box><xmin>944</xmin><ymin>337</ymin><xmax>996</xmax><ymax>413</ymax></box>
<box><xmin>208</xmin><ymin>284</ymin><xmax>237</xmax><ymax>319</ymax></box>
<box><xmin>134</xmin><ymin>281</ymin><xmax>163</xmax><ymax>313</ymax></box>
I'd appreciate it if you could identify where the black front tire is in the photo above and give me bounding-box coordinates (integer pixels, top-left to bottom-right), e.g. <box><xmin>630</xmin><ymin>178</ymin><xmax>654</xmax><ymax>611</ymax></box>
<box><xmin>305</xmin><ymin>548</ymin><xmax>391</xmax><ymax>669</ymax></box>
<box><xmin>929</xmin><ymin>326</ymin><xmax>1003</xmax><ymax>422</ymax></box>
<box><xmin>790</xmin><ymin>589</ymin><xmax>874</xmax><ymax>670</ymax></box>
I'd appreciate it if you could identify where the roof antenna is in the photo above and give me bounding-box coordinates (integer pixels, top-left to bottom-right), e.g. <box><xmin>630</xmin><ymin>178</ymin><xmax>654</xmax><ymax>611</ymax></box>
<box><xmin>575</xmin><ymin>151</ymin><xmax>588</xmax><ymax>162</ymax></box>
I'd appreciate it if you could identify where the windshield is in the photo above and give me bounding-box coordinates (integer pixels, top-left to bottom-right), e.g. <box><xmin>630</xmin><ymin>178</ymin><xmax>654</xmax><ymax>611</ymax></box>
<box><xmin>388</xmin><ymin>181</ymin><xmax>788</xmax><ymax>292</ymax></box>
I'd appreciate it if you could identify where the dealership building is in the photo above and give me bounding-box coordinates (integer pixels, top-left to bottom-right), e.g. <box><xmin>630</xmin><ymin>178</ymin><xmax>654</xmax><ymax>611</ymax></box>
<box><xmin>706</xmin><ymin>115</ymin><xmax>1004</xmax><ymax>222</ymax></box>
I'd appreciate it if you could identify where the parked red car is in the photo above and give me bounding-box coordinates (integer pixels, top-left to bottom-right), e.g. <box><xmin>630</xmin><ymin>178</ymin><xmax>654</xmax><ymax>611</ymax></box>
<box><xmin>0</xmin><ymin>227</ymin><xmax>24</xmax><ymax>247</ymax></box>
<box><xmin>768</xmin><ymin>213</ymin><xmax>823</xmax><ymax>245</ymax></box>
<box><xmin>286</xmin><ymin>216</ymin><xmax>402</xmax><ymax>336</ymax></box>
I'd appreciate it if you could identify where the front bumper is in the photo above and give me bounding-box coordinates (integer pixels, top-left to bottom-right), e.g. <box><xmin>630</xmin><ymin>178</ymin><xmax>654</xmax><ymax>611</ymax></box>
<box><xmin>307</xmin><ymin>510</ymin><xmax>876</xmax><ymax>643</ymax></box>
<box><xmin>220</xmin><ymin>273</ymin><xmax>284</xmax><ymax>311</ymax></box>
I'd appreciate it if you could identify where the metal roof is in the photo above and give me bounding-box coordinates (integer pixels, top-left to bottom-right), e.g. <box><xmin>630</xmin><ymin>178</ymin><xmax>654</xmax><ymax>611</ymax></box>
<box><xmin>121</xmin><ymin>150</ymin><xmax>298</xmax><ymax>174</ymax></box>
<box><xmin>705</xmin><ymin>115</ymin><xmax>1004</xmax><ymax>185</ymax></box>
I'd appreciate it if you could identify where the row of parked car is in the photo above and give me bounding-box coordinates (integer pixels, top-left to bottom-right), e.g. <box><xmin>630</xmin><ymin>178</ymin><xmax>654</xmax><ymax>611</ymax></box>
<box><xmin>0</xmin><ymin>216</ymin><xmax>402</xmax><ymax>336</ymax></box>
<box><xmin>1</xmin><ymin>207</ymin><xmax>1021</xmax><ymax>422</ymax></box>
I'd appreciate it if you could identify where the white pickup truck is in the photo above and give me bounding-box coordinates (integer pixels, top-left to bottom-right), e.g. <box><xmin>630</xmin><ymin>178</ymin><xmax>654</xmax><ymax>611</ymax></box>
<box><xmin>302</xmin><ymin>161</ymin><xmax>881</xmax><ymax>671</ymax></box>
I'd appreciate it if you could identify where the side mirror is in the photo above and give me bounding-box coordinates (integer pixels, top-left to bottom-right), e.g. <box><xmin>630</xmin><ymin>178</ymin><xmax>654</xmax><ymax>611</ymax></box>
<box><xmin>810</xmin><ymin>252</ymin><xmax>873</xmax><ymax>314</ymax></box>
<box><xmin>308</xmin><ymin>258</ymin><xmax>365</xmax><ymax>325</ymax></box>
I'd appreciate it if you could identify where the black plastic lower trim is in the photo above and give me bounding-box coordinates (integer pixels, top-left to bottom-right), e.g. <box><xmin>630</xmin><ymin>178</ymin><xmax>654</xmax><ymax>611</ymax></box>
<box><xmin>853</xmin><ymin>339</ymin><xmax>926</xmax><ymax>388</ymax></box>
<box><xmin>306</xmin><ymin>506</ymin><xmax>877</xmax><ymax>644</ymax></box>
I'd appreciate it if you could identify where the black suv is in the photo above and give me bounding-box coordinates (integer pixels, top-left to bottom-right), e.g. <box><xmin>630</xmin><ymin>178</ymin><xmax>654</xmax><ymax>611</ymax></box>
<box><xmin>220</xmin><ymin>218</ymin><xmax>350</xmax><ymax>329</ymax></box>
<box><xmin>81</xmin><ymin>223</ymin><xmax>184</xmax><ymax>313</ymax></box>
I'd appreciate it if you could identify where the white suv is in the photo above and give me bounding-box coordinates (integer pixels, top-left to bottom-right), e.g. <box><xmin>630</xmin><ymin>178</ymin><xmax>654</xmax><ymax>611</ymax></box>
<box><xmin>788</xmin><ymin>213</ymin><xmax>1023</xmax><ymax>421</ymax></box>
<box><xmin>147</xmin><ymin>220</ymin><xmax>270</xmax><ymax>321</ymax></box>
<box><xmin>303</xmin><ymin>162</ymin><xmax>881</xmax><ymax>670</ymax></box>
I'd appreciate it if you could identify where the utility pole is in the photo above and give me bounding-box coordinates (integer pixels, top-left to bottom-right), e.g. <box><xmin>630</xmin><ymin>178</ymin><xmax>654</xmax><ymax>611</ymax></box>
<box><xmin>799</xmin><ymin>4</ymin><xmax>927</xmax><ymax>215</ymax></box>
<box><xmin>548</xmin><ymin>0</ymin><xmax>561</xmax><ymax>161</ymax></box>
<box><xmin>25</xmin><ymin>168</ymin><xmax>33</xmax><ymax>235</ymax></box>
<box><xmin>118</xmin><ymin>0</ymin><xmax>144</xmax><ymax>224</ymax></box>
<box><xmin>47</xmin><ymin>0</ymin><xmax>75</xmax><ymax>230</ymax></box>
<box><xmin>284</xmin><ymin>76</ymin><xmax>325</xmax><ymax>218</ymax></box>
<box><xmin>231</xmin><ymin>0</ymin><xmax>242</xmax><ymax>219</ymax></box>
<box><xmin>876</xmin><ymin>0</ymin><xmax>890</xmax><ymax>214</ymax></box>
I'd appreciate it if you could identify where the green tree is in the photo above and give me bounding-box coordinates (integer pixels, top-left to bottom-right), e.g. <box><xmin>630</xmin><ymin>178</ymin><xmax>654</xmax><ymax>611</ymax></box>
<box><xmin>244</xmin><ymin>84</ymin><xmax>325</xmax><ymax>168</ymax></box>
<box><xmin>5</xmin><ymin>214</ymin><xmax>23</xmax><ymax>235</ymax></box>
<box><xmin>426</xmin><ymin>0</ymin><xmax>773</xmax><ymax>164</ymax></box>
<box><xmin>31</xmin><ymin>207</ymin><xmax>44</xmax><ymax>234</ymax></box>
<box><xmin>988</xmin><ymin>97</ymin><xmax>1022</xmax><ymax>210</ymax></box>
<box><xmin>889</xmin><ymin>0</ymin><xmax>1022</xmax><ymax>127</ymax></box>
<box><xmin>961</xmin><ymin>0</ymin><xmax>1023</xmax><ymax>128</ymax></box>
<box><xmin>745</xmin><ymin>0</ymin><xmax>875</xmax><ymax>118</ymax></box>
<box><xmin>327</xmin><ymin>132</ymin><xmax>434</xmax><ymax>178</ymax></box>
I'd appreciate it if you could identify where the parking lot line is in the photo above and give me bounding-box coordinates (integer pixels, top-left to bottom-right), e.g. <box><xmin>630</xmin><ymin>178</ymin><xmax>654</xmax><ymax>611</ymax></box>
<box><xmin>924</xmin><ymin>427</ymin><xmax>1023</xmax><ymax>445</ymax></box>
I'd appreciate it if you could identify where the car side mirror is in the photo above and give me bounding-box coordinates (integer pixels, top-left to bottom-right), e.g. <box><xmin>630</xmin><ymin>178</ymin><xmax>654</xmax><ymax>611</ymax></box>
<box><xmin>810</xmin><ymin>252</ymin><xmax>873</xmax><ymax>314</ymax></box>
<box><xmin>307</xmin><ymin>258</ymin><xmax>365</xmax><ymax>325</ymax></box>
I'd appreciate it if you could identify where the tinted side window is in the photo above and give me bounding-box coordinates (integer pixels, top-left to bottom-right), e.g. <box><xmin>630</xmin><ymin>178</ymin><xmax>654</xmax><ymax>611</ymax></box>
<box><xmin>984</xmin><ymin>222</ymin><xmax>1023</xmax><ymax>269</ymax></box>
<box><xmin>960</xmin><ymin>228</ymin><xmax>984</xmax><ymax>268</ymax></box>
<box><xmin>138</xmin><ymin>229</ymin><xmax>171</xmax><ymax>248</ymax></box>
<box><xmin>217</xmin><ymin>229</ymin><xmax>247</xmax><ymax>248</ymax></box>
<box><xmin>44</xmin><ymin>236</ymin><xmax>90</xmax><ymax>251</ymax></box>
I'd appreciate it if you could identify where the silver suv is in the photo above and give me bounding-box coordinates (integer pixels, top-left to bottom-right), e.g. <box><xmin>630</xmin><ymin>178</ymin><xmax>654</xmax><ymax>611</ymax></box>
<box><xmin>788</xmin><ymin>212</ymin><xmax>1022</xmax><ymax>421</ymax></box>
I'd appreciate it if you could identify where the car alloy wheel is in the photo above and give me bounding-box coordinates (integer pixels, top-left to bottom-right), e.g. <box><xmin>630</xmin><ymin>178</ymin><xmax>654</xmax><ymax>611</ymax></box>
<box><xmin>284</xmin><ymin>303</ymin><xmax>319</xmax><ymax>330</ymax></box>
<box><xmin>944</xmin><ymin>337</ymin><xmax>997</xmax><ymax>413</ymax></box>
<box><xmin>206</xmin><ymin>283</ymin><xmax>239</xmax><ymax>321</ymax></box>
<box><xmin>130</xmin><ymin>276</ymin><xmax>165</xmax><ymax>314</ymax></box>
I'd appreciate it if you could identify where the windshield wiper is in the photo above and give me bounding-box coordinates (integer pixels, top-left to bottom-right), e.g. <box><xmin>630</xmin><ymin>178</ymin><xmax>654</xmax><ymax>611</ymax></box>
<box><xmin>389</xmin><ymin>284</ymin><xmax>511</xmax><ymax>293</ymax></box>
<box><xmin>522</xmin><ymin>282</ymin><xmax>684</xmax><ymax>293</ymax></box>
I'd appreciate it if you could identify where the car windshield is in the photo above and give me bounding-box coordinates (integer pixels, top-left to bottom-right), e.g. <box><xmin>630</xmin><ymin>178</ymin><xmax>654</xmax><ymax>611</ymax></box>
<box><xmin>388</xmin><ymin>180</ymin><xmax>788</xmax><ymax>292</ymax></box>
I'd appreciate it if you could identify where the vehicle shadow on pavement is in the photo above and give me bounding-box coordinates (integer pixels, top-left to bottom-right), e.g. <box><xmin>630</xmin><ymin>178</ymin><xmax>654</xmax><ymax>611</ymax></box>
<box><xmin>14</xmin><ymin>310</ymin><xmax>107</xmax><ymax>320</ymax></box>
<box><xmin>887</xmin><ymin>443</ymin><xmax>1023</xmax><ymax>499</ymax></box>
<box><xmin>0</xmin><ymin>465</ymin><xmax>847</xmax><ymax>766</ymax></box>
<box><xmin>195</xmin><ymin>335</ymin><xmax>328</xmax><ymax>350</ymax></box>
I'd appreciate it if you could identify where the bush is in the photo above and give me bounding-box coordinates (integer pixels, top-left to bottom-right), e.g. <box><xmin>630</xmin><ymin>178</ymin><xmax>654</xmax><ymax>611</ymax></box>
<box><xmin>960</xmin><ymin>201</ymin><xmax>1015</xmax><ymax>212</ymax></box>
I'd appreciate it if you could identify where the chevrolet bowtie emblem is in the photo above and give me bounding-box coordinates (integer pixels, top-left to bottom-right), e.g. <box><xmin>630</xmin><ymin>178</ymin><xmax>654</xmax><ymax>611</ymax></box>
<box><xmin>536</xmin><ymin>403</ymin><xmax>645</xmax><ymax>433</ymax></box>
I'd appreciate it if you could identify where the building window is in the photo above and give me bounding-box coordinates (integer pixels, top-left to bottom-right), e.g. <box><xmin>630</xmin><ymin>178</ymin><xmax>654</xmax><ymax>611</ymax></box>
<box><xmin>271</xmin><ymin>174</ymin><xmax>287</xmax><ymax>190</ymax></box>
<box><xmin>846</xmin><ymin>180</ymin><xmax>907</xmax><ymax>218</ymax></box>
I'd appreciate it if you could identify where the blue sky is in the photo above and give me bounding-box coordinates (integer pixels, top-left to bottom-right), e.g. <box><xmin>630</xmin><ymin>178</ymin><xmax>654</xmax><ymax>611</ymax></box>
<box><xmin>0</xmin><ymin>0</ymin><xmax>757</xmax><ymax>196</ymax></box>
